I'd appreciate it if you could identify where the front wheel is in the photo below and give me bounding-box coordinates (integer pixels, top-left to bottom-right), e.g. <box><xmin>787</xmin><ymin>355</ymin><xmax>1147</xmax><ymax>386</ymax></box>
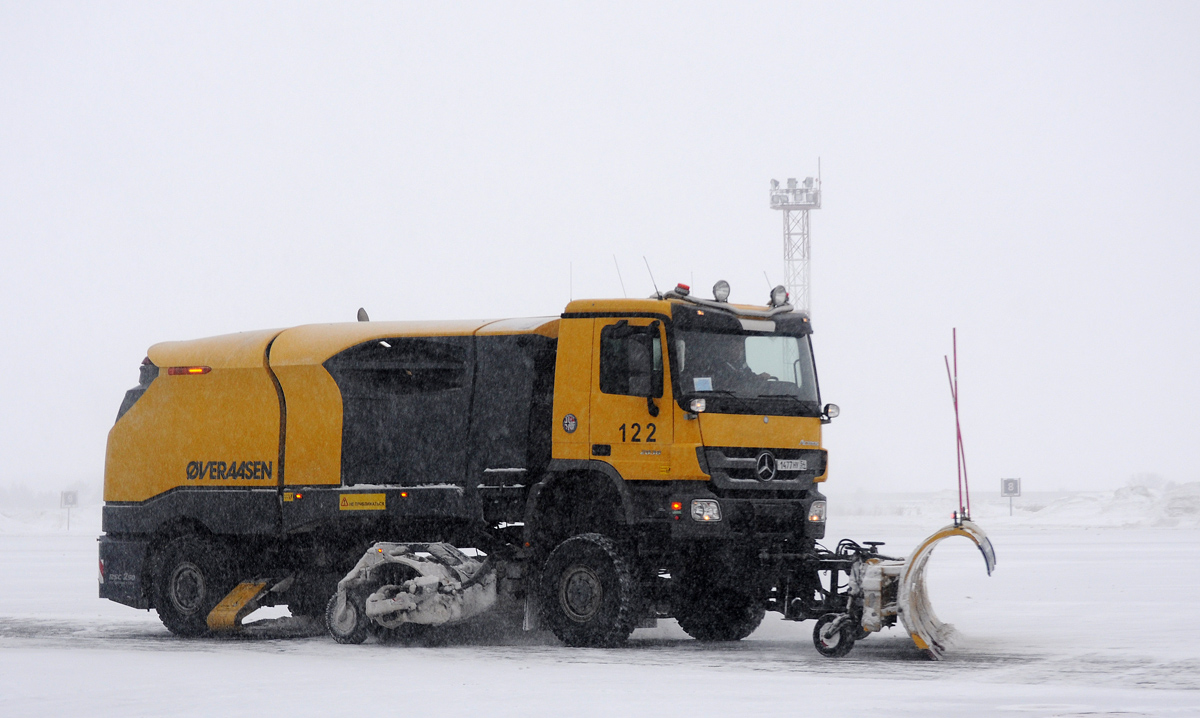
<box><xmin>540</xmin><ymin>533</ymin><xmax>640</xmax><ymax>647</ymax></box>
<box><xmin>325</xmin><ymin>593</ymin><xmax>370</xmax><ymax>645</ymax></box>
<box><xmin>813</xmin><ymin>612</ymin><xmax>857</xmax><ymax>658</ymax></box>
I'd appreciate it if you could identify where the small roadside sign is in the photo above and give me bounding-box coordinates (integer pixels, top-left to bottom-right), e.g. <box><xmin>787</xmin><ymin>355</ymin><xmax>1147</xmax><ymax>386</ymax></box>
<box><xmin>1001</xmin><ymin>478</ymin><xmax>1021</xmax><ymax>516</ymax></box>
<box><xmin>61</xmin><ymin>491</ymin><xmax>78</xmax><ymax>531</ymax></box>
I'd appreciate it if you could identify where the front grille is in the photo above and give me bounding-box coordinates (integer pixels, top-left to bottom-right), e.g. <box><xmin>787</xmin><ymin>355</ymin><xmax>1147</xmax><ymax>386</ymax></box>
<box><xmin>703</xmin><ymin>447</ymin><xmax>826</xmax><ymax>482</ymax></box>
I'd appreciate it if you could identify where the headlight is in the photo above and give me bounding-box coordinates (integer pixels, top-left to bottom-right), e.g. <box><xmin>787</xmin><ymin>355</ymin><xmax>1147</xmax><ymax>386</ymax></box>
<box><xmin>691</xmin><ymin>499</ymin><xmax>722</xmax><ymax>522</ymax></box>
<box><xmin>808</xmin><ymin>500</ymin><xmax>827</xmax><ymax>523</ymax></box>
<box><xmin>689</xmin><ymin>398</ymin><xmax>706</xmax><ymax>413</ymax></box>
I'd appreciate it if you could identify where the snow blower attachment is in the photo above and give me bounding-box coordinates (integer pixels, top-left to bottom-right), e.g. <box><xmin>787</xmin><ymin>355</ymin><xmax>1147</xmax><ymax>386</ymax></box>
<box><xmin>807</xmin><ymin>519</ymin><xmax>996</xmax><ymax>659</ymax></box>
<box><xmin>325</xmin><ymin>542</ymin><xmax>497</xmax><ymax>644</ymax></box>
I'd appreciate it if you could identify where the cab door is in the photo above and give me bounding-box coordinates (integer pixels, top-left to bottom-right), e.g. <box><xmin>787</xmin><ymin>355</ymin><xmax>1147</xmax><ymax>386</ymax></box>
<box><xmin>589</xmin><ymin>318</ymin><xmax>673</xmax><ymax>480</ymax></box>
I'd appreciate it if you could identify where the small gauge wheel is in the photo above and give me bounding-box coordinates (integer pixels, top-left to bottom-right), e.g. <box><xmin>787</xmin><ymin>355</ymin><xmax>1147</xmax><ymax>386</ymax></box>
<box><xmin>813</xmin><ymin>613</ymin><xmax>857</xmax><ymax>658</ymax></box>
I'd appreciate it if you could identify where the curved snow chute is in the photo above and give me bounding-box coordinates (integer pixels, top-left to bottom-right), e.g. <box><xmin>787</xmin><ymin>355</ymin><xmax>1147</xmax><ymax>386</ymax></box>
<box><xmin>897</xmin><ymin>519</ymin><xmax>996</xmax><ymax>659</ymax></box>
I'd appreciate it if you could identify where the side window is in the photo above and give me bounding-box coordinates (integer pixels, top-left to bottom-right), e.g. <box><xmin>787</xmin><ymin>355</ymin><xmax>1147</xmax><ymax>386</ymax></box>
<box><xmin>599</xmin><ymin>321</ymin><xmax>663</xmax><ymax>397</ymax></box>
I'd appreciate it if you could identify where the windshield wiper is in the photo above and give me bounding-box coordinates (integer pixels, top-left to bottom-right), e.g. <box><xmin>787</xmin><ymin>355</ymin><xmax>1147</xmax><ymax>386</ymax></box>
<box><xmin>754</xmin><ymin>393</ymin><xmax>821</xmax><ymax>413</ymax></box>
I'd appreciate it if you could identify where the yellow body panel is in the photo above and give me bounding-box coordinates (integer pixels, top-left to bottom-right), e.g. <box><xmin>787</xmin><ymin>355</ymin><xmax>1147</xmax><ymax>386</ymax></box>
<box><xmin>588</xmin><ymin>317</ymin><xmax>674</xmax><ymax>480</ymax></box>
<box><xmin>104</xmin><ymin>330</ymin><xmax>283</xmax><ymax>502</ymax></box>
<box><xmin>696</xmin><ymin>412</ymin><xmax>822</xmax><ymax>449</ymax></box>
<box><xmin>274</xmin><ymin>362</ymin><xmax>344</xmax><ymax>486</ymax></box>
<box><xmin>670</xmin><ymin>411</ymin><xmax>709</xmax><ymax>481</ymax></box>
<box><xmin>267</xmin><ymin>327</ymin><xmax>346</xmax><ymax>487</ymax></box>
<box><xmin>551</xmin><ymin>318</ymin><xmax>594</xmax><ymax>461</ymax></box>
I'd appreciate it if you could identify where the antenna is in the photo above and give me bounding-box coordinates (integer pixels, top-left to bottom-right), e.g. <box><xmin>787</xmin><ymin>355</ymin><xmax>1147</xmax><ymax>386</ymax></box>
<box><xmin>643</xmin><ymin>256</ymin><xmax>660</xmax><ymax>298</ymax></box>
<box><xmin>613</xmin><ymin>255</ymin><xmax>628</xmax><ymax>298</ymax></box>
<box><xmin>763</xmin><ymin>271</ymin><xmax>773</xmax><ymax>290</ymax></box>
<box><xmin>944</xmin><ymin>328</ymin><xmax>972</xmax><ymax>522</ymax></box>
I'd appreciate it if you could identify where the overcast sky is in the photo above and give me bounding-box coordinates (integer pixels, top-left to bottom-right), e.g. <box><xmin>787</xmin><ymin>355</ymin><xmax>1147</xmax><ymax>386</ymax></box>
<box><xmin>2</xmin><ymin>2</ymin><xmax>1197</xmax><ymax>497</ymax></box>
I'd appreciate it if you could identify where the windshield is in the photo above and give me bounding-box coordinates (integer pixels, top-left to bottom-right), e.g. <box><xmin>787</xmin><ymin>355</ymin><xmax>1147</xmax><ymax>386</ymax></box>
<box><xmin>673</xmin><ymin>330</ymin><xmax>820</xmax><ymax>415</ymax></box>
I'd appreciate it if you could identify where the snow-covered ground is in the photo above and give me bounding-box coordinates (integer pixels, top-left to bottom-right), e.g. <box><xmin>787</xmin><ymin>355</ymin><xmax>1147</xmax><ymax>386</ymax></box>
<box><xmin>2</xmin><ymin>488</ymin><xmax>1198</xmax><ymax>717</ymax></box>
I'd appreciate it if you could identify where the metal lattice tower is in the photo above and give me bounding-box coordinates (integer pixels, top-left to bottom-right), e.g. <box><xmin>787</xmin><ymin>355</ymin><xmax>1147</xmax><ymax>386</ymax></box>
<box><xmin>769</xmin><ymin>172</ymin><xmax>821</xmax><ymax>313</ymax></box>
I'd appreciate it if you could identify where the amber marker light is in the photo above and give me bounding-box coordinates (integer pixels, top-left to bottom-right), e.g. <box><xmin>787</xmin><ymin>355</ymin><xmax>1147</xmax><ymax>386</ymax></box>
<box><xmin>167</xmin><ymin>366</ymin><xmax>211</xmax><ymax>375</ymax></box>
<box><xmin>670</xmin><ymin>502</ymin><xmax>683</xmax><ymax>511</ymax></box>
<box><xmin>400</xmin><ymin>492</ymin><xmax>409</xmax><ymax>498</ymax></box>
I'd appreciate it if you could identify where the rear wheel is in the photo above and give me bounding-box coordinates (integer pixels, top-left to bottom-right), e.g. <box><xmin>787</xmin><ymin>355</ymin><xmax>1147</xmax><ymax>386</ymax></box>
<box><xmin>540</xmin><ymin>533</ymin><xmax>640</xmax><ymax>647</ymax></box>
<box><xmin>153</xmin><ymin>536</ymin><xmax>236</xmax><ymax>637</ymax></box>
<box><xmin>674</xmin><ymin>585</ymin><xmax>765</xmax><ymax>642</ymax></box>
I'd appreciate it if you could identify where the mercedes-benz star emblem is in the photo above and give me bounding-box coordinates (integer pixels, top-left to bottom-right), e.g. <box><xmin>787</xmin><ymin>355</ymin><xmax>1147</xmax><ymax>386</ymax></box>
<box><xmin>755</xmin><ymin>452</ymin><xmax>777</xmax><ymax>482</ymax></box>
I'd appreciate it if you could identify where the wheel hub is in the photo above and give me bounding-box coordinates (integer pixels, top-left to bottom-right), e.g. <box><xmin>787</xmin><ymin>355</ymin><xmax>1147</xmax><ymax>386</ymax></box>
<box><xmin>560</xmin><ymin>565</ymin><xmax>603</xmax><ymax>622</ymax></box>
<box><xmin>819</xmin><ymin>627</ymin><xmax>842</xmax><ymax>648</ymax></box>
<box><xmin>169</xmin><ymin>562</ymin><xmax>206</xmax><ymax>615</ymax></box>
<box><xmin>329</xmin><ymin>596</ymin><xmax>358</xmax><ymax>635</ymax></box>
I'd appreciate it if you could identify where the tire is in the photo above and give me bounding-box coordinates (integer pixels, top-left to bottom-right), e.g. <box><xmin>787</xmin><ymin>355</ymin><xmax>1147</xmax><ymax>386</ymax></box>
<box><xmin>813</xmin><ymin>612</ymin><xmax>856</xmax><ymax>658</ymax></box>
<box><xmin>674</xmin><ymin>586</ymin><xmax>766</xmax><ymax>642</ymax></box>
<box><xmin>325</xmin><ymin>593</ymin><xmax>370</xmax><ymax>645</ymax></box>
<box><xmin>153</xmin><ymin>536</ymin><xmax>237</xmax><ymax>637</ymax></box>
<box><xmin>540</xmin><ymin>533</ymin><xmax>640</xmax><ymax>648</ymax></box>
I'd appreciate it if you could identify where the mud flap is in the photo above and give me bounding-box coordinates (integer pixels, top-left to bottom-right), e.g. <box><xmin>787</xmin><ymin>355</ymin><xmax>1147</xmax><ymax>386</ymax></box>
<box><xmin>897</xmin><ymin>519</ymin><xmax>996</xmax><ymax>659</ymax></box>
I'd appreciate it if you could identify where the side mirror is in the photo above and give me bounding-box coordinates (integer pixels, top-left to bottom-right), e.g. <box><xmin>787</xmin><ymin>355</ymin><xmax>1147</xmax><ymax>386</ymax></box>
<box><xmin>821</xmin><ymin>403</ymin><xmax>840</xmax><ymax>424</ymax></box>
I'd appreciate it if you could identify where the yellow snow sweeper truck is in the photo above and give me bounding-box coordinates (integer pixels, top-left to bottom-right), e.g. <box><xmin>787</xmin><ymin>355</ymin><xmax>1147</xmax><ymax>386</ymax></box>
<box><xmin>99</xmin><ymin>283</ymin><xmax>993</xmax><ymax>657</ymax></box>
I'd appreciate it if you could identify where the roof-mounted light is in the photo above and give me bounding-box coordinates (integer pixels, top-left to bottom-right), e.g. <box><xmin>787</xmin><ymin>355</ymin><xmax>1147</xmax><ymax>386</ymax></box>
<box><xmin>769</xmin><ymin>285</ymin><xmax>789</xmax><ymax>308</ymax></box>
<box><xmin>674</xmin><ymin>283</ymin><xmax>690</xmax><ymax>297</ymax></box>
<box><xmin>713</xmin><ymin>280</ymin><xmax>730</xmax><ymax>303</ymax></box>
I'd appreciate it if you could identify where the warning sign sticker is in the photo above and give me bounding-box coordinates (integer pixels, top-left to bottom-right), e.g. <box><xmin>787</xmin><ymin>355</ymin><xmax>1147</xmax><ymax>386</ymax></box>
<box><xmin>339</xmin><ymin>493</ymin><xmax>387</xmax><ymax>511</ymax></box>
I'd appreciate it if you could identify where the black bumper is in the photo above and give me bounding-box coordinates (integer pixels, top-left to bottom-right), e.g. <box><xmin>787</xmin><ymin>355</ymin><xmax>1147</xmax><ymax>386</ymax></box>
<box><xmin>98</xmin><ymin>535</ymin><xmax>151</xmax><ymax>609</ymax></box>
<box><xmin>666</xmin><ymin>490</ymin><xmax>826</xmax><ymax>541</ymax></box>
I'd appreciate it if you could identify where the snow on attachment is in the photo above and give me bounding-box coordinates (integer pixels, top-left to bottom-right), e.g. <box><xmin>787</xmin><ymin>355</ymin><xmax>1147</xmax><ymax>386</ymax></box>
<box><xmin>326</xmin><ymin>542</ymin><xmax>496</xmax><ymax>644</ymax></box>
<box><xmin>837</xmin><ymin>520</ymin><xmax>996</xmax><ymax>660</ymax></box>
<box><xmin>897</xmin><ymin>519</ymin><xmax>995</xmax><ymax>658</ymax></box>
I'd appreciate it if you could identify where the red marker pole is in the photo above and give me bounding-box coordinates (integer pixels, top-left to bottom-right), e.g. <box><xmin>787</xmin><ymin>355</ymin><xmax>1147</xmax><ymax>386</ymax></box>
<box><xmin>945</xmin><ymin>329</ymin><xmax>972</xmax><ymax>521</ymax></box>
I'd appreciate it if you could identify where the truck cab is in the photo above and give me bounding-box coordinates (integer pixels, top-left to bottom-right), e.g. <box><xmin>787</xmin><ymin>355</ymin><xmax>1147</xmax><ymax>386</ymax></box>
<box><xmin>527</xmin><ymin>287</ymin><xmax>832</xmax><ymax>643</ymax></box>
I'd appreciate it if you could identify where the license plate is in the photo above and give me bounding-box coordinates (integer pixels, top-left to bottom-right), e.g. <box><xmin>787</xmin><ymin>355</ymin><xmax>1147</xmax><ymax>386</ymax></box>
<box><xmin>777</xmin><ymin>459</ymin><xmax>806</xmax><ymax>471</ymax></box>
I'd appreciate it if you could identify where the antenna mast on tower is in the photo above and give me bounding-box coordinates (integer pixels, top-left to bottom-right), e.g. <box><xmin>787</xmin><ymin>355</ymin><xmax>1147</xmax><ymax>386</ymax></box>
<box><xmin>769</xmin><ymin>163</ymin><xmax>822</xmax><ymax>313</ymax></box>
